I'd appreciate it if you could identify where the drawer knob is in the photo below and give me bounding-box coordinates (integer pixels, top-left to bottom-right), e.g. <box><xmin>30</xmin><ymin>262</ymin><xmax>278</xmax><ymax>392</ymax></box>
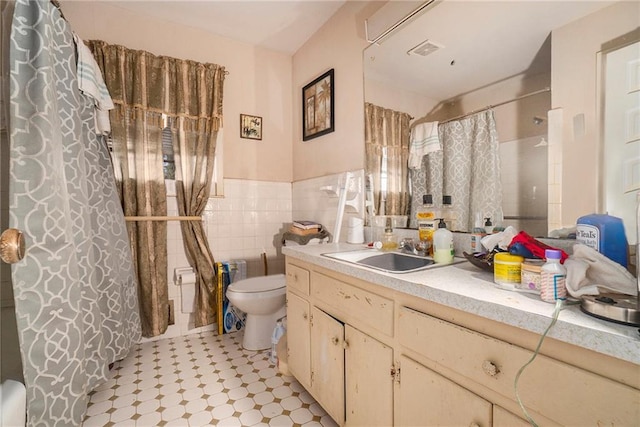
<box><xmin>469</xmin><ymin>423</ymin><xmax>481</xmax><ymax>427</ymax></box>
<box><xmin>482</xmin><ymin>360</ymin><xmax>500</xmax><ymax>377</ymax></box>
<box><xmin>331</xmin><ymin>336</ymin><xmax>339</xmax><ymax>346</ymax></box>
<box><xmin>303</xmin><ymin>312</ymin><xmax>308</xmax><ymax>320</ymax></box>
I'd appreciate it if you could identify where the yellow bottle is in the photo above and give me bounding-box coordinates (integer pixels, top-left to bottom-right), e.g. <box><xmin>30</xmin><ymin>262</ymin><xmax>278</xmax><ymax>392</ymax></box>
<box><xmin>416</xmin><ymin>195</ymin><xmax>437</xmax><ymax>256</ymax></box>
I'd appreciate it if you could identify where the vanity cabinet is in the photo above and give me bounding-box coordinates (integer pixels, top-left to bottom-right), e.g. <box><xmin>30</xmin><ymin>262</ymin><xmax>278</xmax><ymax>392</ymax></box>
<box><xmin>285</xmin><ymin>257</ymin><xmax>640</xmax><ymax>426</ymax></box>
<box><xmin>285</xmin><ymin>263</ymin><xmax>394</xmax><ymax>426</ymax></box>
<box><xmin>396</xmin><ymin>355</ymin><xmax>492</xmax><ymax>426</ymax></box>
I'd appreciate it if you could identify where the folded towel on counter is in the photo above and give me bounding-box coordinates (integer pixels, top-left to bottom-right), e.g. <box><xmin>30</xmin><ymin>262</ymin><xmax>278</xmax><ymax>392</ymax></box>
<box><xmin>564</xmin><ymin>244</ymin><xmax>636</xmax><ymax>297</ymax></box>
<box><xmin>74</xmin><ymin>33</ymin><xmax>114</xmax><ymax>135</ymax></box>
<box><xmin>408</xmin><ymin>121</ymin><xmax>440</xmax><ymax>169</ymax></box>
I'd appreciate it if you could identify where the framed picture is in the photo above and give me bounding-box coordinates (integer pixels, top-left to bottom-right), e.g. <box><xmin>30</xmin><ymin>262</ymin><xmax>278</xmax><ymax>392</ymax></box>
<box><xmin>240</xmin><ymin>114</ymin><xmax>262</xmax><ymax>140</ymax></box>
<box><xmin>302</xmin><ymin>68</ymin><xmax>334</xmax><ymax>141</ymax></box>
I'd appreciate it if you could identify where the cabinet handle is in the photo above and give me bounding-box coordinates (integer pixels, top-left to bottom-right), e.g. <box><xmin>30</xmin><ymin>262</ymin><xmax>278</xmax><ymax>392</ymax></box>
<box><xmin>469</xmin><ymin>423</ymin><xmax>481</xmax><ymax>427</ymax></box>
<box><xmin>342</xmin><ymin>340</ymin><xmax>349</xmax><ymax>350</ymax></box>
<box><xmin>303</xmin><ymin>312</ymin><xmax>308</xmax><ymax>320</ymax></box>
<box><xmin>482</xmin><ymin>360</ymin><xmax>500</xmax><ymax>377</ymax></box>
<box><xmin>331</xmin><ymin>336</ymin><xmax>339</xmax><ymax>346</ymax></box>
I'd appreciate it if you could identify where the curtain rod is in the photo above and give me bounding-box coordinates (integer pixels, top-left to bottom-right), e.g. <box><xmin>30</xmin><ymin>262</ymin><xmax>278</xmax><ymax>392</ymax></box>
<box><xmin>124</xmin><ymin>216</ymin><xmax>202</xmax><ymax>221</ymax></box>
<box><xmin>439</xmin><ymin>87</ymin><xmax>550</xmax><ymax>124</ymax></box>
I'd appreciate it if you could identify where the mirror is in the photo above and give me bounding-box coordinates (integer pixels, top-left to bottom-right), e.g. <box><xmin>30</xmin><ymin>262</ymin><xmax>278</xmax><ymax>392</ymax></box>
<box><xmin>364</xmin><ymin>0</ymin><xmax>637</xmax><ymax>239</ymax></box>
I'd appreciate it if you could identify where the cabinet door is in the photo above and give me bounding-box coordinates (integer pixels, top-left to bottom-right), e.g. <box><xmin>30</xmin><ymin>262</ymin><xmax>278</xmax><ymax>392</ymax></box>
<box><xmin>493</xmin><ymin>405</ymin><xmax>532</xmax><ymax>427</ymax></box>
<box><xmin>396</xmin><ymin>355</ymin><xmax>492</xmax><ymax>427</ymax></box>
<box><xmin>311</xmin><ymin>306</ymin><xmax>345</xmax><ymax>425</ymax></box>
<box><xmin>286</xmin><ymin>291</ymin><xmax>311</xmax><ymax>389</ymax></box>
<box><xmin>345</xmin><ymin>325</ymin><xmax>393</xmax><ymax>426</ymax></box>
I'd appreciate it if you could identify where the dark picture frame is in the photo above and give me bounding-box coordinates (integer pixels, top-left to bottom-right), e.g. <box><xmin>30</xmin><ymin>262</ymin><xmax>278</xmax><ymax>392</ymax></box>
<box><xmin>240</xmin><ymin>114</ymin><xmax>262</xmax><ymax>140</ymax></box>
<box><xmin>302</xmin><ymin>68</ymin><xmax>334</xmax><ymax>141</ymax></box>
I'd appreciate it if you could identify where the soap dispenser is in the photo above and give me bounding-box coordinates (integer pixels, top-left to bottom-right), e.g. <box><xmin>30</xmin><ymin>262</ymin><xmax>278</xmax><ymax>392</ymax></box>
<box><xmin>433</xmin><ymin>218</ymin><xmax>454</xmax><ymax>264</ymax></box>
<box><xmin>380</xmin><ymin>217</ymin><xmax>397</xmax><ymax>252</ymax></box>
<box><xmin>484</xmin><ymin>217</ymin><xmax>493</xmax><ymax>234</ymax></box>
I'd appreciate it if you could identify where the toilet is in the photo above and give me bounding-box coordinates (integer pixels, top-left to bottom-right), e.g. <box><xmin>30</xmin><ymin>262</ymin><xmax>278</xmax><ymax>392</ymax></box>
<box><xmin>225</xmin><ymin>274</ymin><xmax>286</xmax><ymax>351</ymax></box>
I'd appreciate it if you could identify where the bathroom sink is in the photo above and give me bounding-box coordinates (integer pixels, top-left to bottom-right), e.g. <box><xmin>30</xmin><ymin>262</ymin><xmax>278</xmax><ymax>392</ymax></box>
<box><xmin>322</xmin><ymin>249</ymin><xmax>436</xmax><ymax>273</ymax></box>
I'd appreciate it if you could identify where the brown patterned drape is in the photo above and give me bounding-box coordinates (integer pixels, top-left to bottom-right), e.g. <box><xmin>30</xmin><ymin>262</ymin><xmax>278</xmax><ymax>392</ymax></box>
<box><xmin>87</xmin><ymin>40</ymin><xmax>225</xmax><ymax>335</ymax></box>
<box><xmin>364</xmin><ymin>102</ymin><xmax>412</xmax><ymax>217</ymax></box>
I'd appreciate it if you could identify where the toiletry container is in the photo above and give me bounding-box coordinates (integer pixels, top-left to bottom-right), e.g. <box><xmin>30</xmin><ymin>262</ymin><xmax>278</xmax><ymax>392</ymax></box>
<box><xmin>471</xmin><ymin>212</ymin><xmax>486</xmax><ymax>253</ymax></box>
<box><xmin>416</xmin><ymin>195</ymin><xmax>437</xmax><ymax>255</ymax></box>
<box><xmin>576</xmin><ymin>213</ymin><xmax>628</xmax><ymax>267</ymax></box>
<box><xmin>433</xmin><ymin>219</ymin><xmax>454</xmax><ymax>264</ymax></box>
<box><xmin>493</xmin><ymin>253</ymin><xmax>524</xmax><ymax>290</ymax></box>
<box><xmin>484</xmin><ymin>217</ymin><xmax>493</xmax><ymax>234</ymax></box>
<box><xmin>519</xmin><ymin>259</ymin><xmax>545</xmax><ymax>293</ymax></box>
<box><xmin>539</xmin><ymin>249</ymin><xmax>567</xmax><ymax>302</ymax></box>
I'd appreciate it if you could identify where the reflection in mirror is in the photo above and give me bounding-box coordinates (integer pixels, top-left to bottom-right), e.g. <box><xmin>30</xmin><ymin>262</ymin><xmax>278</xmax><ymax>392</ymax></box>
<box><xmin>600</xmin><ymin>36</ymin><xmax>640</xmax><ymax>245</ymax></box>
<box><xmin>363</xmin><ymin>1</ymin><xmax>631</xmax><ymax>237</ymax></box>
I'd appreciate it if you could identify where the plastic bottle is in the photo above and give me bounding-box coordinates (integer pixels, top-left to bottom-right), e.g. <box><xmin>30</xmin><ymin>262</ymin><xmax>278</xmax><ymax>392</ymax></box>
<box><xmin>539</xmin><ymin>249</ymin><xmax>567</xmax><ymax>303</ymax></box>
<box><xmin>270</xmin><ymin>319</ymin><xmax>285</xmax><ymax>364</ymax></box>
<box><xmin>416</xmin><ymin>195</ymin><xmax>437</xmax><ymax>256</ymax></box>
<box><xmin>433</xmin><ymin>219</ymin><xmax>454</xmax><ymax>264</ymax></box>
<box><xmin>576</xmin><ymin>213</ymin><xmax>628</xmax><ymax>268</ymax></box>
<box><xmin>484</xmin><ymin>217</ymin><xmax>493</xmax><ymax>234</ymax></box>
<box><xmin>380</xmin><ymin>217</ymin><xmax>397</xmax><ymax>252</ymax></box>
<box><xmin>471</xmin><ymin>212</ymin><xmax>486</xmax><ymax>253</ymax></box>
<box><xmin>441</xmin><ymin>195</ymin><xmax>457</xmax><ymax>231</ymax></box>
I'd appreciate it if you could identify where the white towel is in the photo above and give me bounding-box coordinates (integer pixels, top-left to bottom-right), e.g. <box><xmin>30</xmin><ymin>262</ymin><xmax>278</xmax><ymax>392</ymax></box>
<box><xmin>564</xmin><ymin>244</ymin><xmax>636</xmax><ymax>297</ymax></box>
<box><xmin>409</xmin><ymin>121</ymin><xmax>440</xmax><ymax>169</ymax></box>
<box><xmin>73</xmin><ymin>33</ymin><xmax>114</xmax><ymax>135</ymax></box>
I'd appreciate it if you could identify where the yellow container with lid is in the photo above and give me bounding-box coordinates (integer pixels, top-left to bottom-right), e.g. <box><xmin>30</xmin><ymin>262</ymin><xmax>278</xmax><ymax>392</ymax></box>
<box><xmin>493</xmin><ymin>253</ymin><xmax>524</xmax><ymax>290</ymax></box>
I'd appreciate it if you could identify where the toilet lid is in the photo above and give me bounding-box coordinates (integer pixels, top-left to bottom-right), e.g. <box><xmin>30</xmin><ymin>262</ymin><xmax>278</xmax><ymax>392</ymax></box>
<box><xmin>228</xmin><ymin>273</ymin><xmax>286</xmax><ymax>293</ymax></box>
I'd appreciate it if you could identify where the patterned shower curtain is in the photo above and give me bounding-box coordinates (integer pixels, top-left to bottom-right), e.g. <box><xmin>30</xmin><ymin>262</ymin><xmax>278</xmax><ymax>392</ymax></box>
<box><xmin>410</xmin><ymin>110</ymin><xmax>503</xmax><ymax>230</ymax></box>
<box><xmin>8</xmin><ymin>0</ymin><xmax>141</xmax><ymax>424</ymax></box>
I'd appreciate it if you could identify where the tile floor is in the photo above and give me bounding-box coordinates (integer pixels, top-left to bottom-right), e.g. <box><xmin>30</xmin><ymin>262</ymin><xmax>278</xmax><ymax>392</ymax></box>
<box><xmin>82</xmin><ymin>331</ymin><xmax>338</xmax><ymax>427</ymax></box>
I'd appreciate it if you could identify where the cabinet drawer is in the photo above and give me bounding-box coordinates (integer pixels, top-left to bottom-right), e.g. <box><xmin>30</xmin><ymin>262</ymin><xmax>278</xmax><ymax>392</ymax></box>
<box><xmin>398</xmin><ymin>306</ymin><xmax>639</xmax><ymax>426</ymax></box>
<box><xmin>312</xmin><ymin>272</ymin><xmax>393</xmax><ymax>336</ymax></box>
<box><xmin>286</xmin><ymin>263</ymin><xmax>310</xmax><ymax>295</ymax></box>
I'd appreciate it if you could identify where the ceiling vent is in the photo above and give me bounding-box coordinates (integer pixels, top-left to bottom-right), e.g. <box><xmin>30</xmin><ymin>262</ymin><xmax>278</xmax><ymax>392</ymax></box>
<box><xmin>407</xmin><ymin>39</ymin><xmax>443</xmax><ymax>57</ymax></box>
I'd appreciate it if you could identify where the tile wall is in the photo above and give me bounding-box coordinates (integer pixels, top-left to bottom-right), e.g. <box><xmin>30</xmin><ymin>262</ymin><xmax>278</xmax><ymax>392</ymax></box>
<box><xmin>291</xmin><ymin>169</ymin><xmax>365</xmax><ymax>244</ymax></box>
<box><xmin>154</xmin><ymin>179</ymin><xmax>293</xmax><ymax>342</ymax></box>
<box><xmin>154</xmin><ymin>171</ymin><xmax>366</xmax><ymax>342</ymax></box>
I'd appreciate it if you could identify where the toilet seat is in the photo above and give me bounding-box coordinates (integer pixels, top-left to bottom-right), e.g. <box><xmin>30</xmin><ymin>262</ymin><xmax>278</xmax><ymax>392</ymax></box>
<box><xmin>228</xmin><ymin>273</ymin><xmax>285</xmax><ymax>293</ymax></box>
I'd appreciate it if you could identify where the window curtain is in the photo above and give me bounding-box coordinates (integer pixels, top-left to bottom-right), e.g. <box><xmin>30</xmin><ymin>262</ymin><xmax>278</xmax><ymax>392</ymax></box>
<box><xmin>8</xmin><ymin>0</ymin><xmax>141</xmax><ymax>423</ymax></box>
<box><xmin>364</xmin><ymin>103</ymin><xmax>412</xmax><ymax>217</ymax></box>
<box><xmin>410</xmin><ymin>110</ymin><xmax>503</xmax><ymax>231</ymax></box>
<box><xmin>87</xmin><ymin>40</ymin><xmax>225</xmax><ymax>335</ymax></box>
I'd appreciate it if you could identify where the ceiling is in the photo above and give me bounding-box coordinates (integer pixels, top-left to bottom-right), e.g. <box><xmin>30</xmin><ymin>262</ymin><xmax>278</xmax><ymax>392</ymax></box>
<box><xmin>107</xmin><ymin>0</ymin><xmax>347</xmax><ymax>54</ymax></box>
<box><xmin>365</xmin><ymin>1</ymin><xmax>616</xmax><ymax>101</ymax></box>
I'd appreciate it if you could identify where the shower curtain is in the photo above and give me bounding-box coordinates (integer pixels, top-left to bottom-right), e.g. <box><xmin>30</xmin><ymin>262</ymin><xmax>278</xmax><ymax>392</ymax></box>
<box><xmin>8</xmin><ymin>0</ymin><xmax>141</xmax><ymax>424</ymax></box>
<box><xmin>410</xmin><ymin>110</ymin><xmax>503</xmax><ymax>230</ymax></box>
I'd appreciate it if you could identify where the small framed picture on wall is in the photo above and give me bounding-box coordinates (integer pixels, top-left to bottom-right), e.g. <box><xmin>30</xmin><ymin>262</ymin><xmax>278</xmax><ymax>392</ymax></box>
<box><xmin>302</xmin><ymin>68</ymin><xmax>334</xmax><ymax>141</ymax></box>
<box><xmin>240</xmin><ymin>114</ymin><xmax>262</xmax><ymax>140</ymax></box>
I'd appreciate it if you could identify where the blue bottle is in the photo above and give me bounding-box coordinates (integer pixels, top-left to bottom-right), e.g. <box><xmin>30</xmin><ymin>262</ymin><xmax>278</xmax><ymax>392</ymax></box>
<box><xmin>576</xmin><ymin>214</ymin><xmax>628</xmax><ymax>267</ymax></box>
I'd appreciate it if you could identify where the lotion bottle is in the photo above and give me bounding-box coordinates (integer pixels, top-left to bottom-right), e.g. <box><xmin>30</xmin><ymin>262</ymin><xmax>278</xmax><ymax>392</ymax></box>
<box><xmin>433</xmin><ymin>219</ymin><xmax>454</xmax><ymax>264</ymax></box>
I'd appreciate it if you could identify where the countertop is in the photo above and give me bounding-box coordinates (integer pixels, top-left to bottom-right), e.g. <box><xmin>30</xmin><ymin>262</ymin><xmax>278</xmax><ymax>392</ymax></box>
<box><xmin>283</xmin><ymin>242</ymin><xmax>640</xmax><ymax>365</ymax></box>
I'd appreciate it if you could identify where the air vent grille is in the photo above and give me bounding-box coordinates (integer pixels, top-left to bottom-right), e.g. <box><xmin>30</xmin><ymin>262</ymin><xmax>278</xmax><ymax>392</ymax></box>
<box><xmin>408</xmin><ymin>39</ymin><xmax>443</xmax><ymax>57</ymax></box>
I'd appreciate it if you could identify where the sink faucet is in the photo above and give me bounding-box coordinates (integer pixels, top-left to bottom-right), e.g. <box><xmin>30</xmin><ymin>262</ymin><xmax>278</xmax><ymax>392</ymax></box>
<box><xmin>399</xmin><ymin>238</ymin><xmax>419</xmax><ymax>255</ymax></box>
